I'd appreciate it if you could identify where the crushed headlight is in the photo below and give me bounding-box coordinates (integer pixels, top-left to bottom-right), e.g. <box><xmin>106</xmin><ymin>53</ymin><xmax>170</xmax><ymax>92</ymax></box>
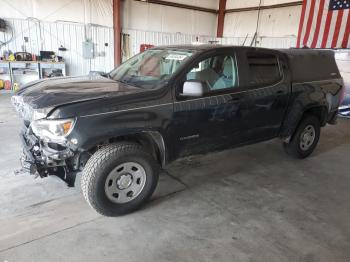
<box><xmin>31</xmin><ymin>118</ymin><xmax>76</xmax><ymax>142</ymax></box>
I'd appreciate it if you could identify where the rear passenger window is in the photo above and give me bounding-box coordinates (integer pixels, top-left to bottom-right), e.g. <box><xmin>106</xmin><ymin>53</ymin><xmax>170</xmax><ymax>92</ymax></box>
<box><xmin>246</xmin><ymin>52</ymin><xmax>281</xmax><ymax>86</ymax></box>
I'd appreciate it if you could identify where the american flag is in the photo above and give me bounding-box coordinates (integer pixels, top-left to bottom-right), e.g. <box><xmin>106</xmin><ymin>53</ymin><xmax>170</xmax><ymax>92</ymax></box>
<box><xmin>297</xmin><ymin>0</ymin><xmax>350</xmax><ymax>48</ymax></box>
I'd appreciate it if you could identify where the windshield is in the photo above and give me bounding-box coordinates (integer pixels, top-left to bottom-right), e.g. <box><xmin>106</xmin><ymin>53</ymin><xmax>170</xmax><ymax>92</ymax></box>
<box><xmin>109</xmin><ymin>49</ymin><xmax>195</xmax><ymax>89</ymax></box>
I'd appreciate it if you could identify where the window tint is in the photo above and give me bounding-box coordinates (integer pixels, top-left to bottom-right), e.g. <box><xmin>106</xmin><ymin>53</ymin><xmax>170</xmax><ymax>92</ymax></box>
<box><xmin>246</xmin><ymin>52</ymin><xmax>281</xmax><ymax>86</ymax></box>
<box><xmin>186</xmin><ymin>54</ymin><xmax>237</xmax><ymax>93</ymax></box>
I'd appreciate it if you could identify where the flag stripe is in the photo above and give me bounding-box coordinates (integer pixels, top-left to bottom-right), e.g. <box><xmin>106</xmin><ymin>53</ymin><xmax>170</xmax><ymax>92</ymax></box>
<box><xmin>303</xmin><ymin>0</ymin><xmax>316</xmax><ymax>46</ymax></box>
<box><xmin>331</xmin><ymin>9</ymin><xmax>344</xmax><ymax>47</ymax></box>
<box><xmin>336</xmin><ymin>9</ymin><xmax>349</xmax><ymax>48</ymax></box>
<box><xmin>326</xmin><ymin>10</ymin><xmax>338</xmax><ymax>47</ymax></box>
<box><xmin>341</xmin><ymin>11</ymin><xmax>350</xmax><ymax>47</ymax></box>
<box><xmin>297</xmin><ymin>0</ymin><xmax>308</xmax><ymax>47</ymax></box>
<box><xmin>321</xmin><ymin>10</ymin><xmax>333</xmax><ymax>48</ymax></box>
<box><xmin>306</xmin><ymin>0</ymin><xmax>321</xmax><ymax>47</ymax></box>
<box><xmin>301</xmin><ymin>0</ymin><xmax>313</xmax><ymax>46</ymax></box>
<box><xmin>310</xmin><ymin>0</ymin><xmax>326</xmax><ymax>48</ymax></box>
<box><xmin>315</xmin><ymin>0</ymin><xmax>330</xmax><ymax>48</ymax></box>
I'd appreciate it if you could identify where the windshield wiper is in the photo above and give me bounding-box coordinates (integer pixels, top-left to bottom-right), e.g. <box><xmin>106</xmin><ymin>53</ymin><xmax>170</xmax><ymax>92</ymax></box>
<box><xmin>101</xmin><ymin>72</ymin><xmax>111</xmax><ymax>79</ymax></box>
<box><xmin>114</xmin><ymin>79</ymin><xmax>140</xmax><ymax>88</ymax></box>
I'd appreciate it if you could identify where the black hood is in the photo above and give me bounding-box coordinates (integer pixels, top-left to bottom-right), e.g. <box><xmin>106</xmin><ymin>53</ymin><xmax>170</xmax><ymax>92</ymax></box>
<box><xmin>16</xmin><ymin>75</ymin><xmax>143</xmax><ymax>109</ymax></box>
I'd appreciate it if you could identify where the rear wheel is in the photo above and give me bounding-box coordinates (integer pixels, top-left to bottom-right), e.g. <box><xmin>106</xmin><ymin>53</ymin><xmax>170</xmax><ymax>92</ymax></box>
<box><xmin>284</xmin><ymin>115</ymin><xmax>320</xmax><ymax>159</ymax></box>
<box><xmin>81</xmin><ymin>142</ymin><xmax>159</xmax><ymax>216</ymax></box>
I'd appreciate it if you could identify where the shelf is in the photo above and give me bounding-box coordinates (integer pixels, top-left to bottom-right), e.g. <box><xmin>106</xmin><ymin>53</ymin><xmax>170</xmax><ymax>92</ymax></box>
<box><xmin>2</xmin><ymin>61</ymin><xmax>65</xmax><ymax>91</ymax></box>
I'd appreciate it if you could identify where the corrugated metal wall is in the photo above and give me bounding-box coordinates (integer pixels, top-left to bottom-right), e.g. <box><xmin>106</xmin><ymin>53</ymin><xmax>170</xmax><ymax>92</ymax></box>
<box><xmin>123</xmin><ymin>28</ymin><xmax>297</xmax><ymax>58</ymax></box>
<box><xmin>123</xmin><ymin>29</ymin><xmax>296</xmax><ymax>57</ymax></box>
<box><xmin>122</xmin><ymin>29</ymin><xmax>218</xmax><ymax>58</ymax></box>
<box><xmin>1</xmin><ymin>18</ymin><xmax>297</xmax><ymax>76</ymax></box>
<box><xmin>0</xmin><ymin>18</ymin><xmax>114</xmax><ymax>76</ymax></box>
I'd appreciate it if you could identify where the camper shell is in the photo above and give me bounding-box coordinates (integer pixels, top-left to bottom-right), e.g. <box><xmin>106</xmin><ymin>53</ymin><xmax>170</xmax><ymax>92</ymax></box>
<box><xmin>280</xmin><ymin>49</ymin><xmax>341</xmax><ymax>82</ymax></box>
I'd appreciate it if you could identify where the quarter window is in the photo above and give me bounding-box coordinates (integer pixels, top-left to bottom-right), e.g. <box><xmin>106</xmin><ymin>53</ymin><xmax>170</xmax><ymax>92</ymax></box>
<box><xmin>246</xmin><ymin>52</ymin><xmax>281</xmax><ymax>86</ymax></box>
<box><xmin>186</xmin><ymin>54</ymin><xmax>238</xmax><ymax>93</ymax></box>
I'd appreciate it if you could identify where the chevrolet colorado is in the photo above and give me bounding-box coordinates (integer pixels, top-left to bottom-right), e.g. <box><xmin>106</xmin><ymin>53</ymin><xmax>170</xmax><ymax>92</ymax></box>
<box><xmin>12</xmin><ymin>45</ymin><xmax>344</xmax><ymax>216</ymax></box>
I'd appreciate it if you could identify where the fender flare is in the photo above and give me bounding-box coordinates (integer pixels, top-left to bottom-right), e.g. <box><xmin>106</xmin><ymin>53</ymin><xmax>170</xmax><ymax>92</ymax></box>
<box><xmin>280</xmin><ymin>102</ymin><xmax>328</xmax><ymax>141</ymax></box>
<box><xmin>80</xmin><ymin>130</ymin><xmax>168</xmax><ymax>167</ymax></box>
<box><xmin>141</xmin><ymin>131</ymin><xmax>167</xmax><ymax>167</ymax></box>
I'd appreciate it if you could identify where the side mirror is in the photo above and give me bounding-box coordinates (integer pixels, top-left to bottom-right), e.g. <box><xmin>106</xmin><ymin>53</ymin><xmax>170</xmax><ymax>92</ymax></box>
<box><xmin>181</xmin><ymin>81</ymin><xmax>204</xmax><ymax>97</ymax></box>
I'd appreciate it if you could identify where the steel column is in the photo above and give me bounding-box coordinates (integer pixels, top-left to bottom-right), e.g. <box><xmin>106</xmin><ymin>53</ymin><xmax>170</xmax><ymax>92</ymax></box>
<box><xmin>217</xmin><ymin>0</ymin><xmax>226</xmax><ymax>38</ymax></box>
<box><xmin>113</xmin><ymin>0</ymin><xmax>122</xmax><ymax>66</ymax></box>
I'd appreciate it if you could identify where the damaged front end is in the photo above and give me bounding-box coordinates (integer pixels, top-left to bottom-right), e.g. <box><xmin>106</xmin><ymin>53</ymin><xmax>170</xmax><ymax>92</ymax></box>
<box><xmin>12</xmin><ymin>95</ymin><xmax>85</xmax><ymax>187</ymax></box>
<box><xmin>20</xmin><ymin>125</ymin><xmax>77</xmax><ymax>186</ymax></box>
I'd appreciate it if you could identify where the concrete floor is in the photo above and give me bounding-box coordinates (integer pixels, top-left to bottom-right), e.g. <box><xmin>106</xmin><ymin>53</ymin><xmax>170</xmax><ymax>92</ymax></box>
<box><xmin>1</xmin><ymin>92</ymin><xmax>350</xmax><ymax>262</ymax></box>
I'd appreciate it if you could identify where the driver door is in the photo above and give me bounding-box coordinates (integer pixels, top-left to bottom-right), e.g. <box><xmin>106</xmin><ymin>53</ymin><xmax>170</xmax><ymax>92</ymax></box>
<box><xmin>169</xmin><ymin>51</ymin><xmax>243</xmax><ymax>158</ymax></box>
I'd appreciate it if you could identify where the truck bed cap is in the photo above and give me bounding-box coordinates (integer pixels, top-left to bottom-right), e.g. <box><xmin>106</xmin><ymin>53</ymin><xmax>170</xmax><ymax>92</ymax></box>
<box><xmin>279</xmin><ymin>49</ymin><xmax>340</xmax><ymax>83</ymax></box>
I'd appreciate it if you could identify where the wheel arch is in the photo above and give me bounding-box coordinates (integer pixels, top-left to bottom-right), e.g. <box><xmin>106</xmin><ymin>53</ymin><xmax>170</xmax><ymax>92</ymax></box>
<box><xmin>85</xmin><ymin>131</ymin><xmax>167</xmax><ymax>167</ymax></box>
<box><xmin>280</xmin><ymin>104</ymin><xmax>328</xmax><ymax>142</ymax></box>
<box><xmin>302</xmin><ymin>105</ymin><xmax>328</xmax><ymax>126</ymax></box>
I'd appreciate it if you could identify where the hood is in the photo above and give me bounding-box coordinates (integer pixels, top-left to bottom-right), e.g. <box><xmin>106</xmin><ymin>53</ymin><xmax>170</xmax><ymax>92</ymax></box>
<box><xmin>15</xmin><ymin>75</ymin><xmax>142</xmax><ymax>109</ymax></box>
<box><xmin>12</xmin><ymin>75</ymin><xmax>143</xmax><ymax>122</ymax></box>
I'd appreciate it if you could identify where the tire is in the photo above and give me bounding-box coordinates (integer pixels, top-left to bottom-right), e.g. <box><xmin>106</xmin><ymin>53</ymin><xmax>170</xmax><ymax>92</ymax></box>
<box><xmin>81</xmin><ymin>142</ymin><xmax>159</xmax><ymax>216</ymax></box>
<box><xmin>283</xmin><ymin>114</ymin><xmax>320</xmax><ymax>159</ymax></box>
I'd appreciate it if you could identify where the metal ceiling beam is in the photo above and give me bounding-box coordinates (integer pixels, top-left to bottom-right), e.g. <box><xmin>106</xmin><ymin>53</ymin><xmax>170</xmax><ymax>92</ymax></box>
<box><xmin>225</xmin><ymin>1</ymin><xmax>303</xmax><ymax>13</ymax></box>
<box><xmin>134</xmin><ymin>0</ymin><xmax>218</xmax><ymax>14</ymax></box>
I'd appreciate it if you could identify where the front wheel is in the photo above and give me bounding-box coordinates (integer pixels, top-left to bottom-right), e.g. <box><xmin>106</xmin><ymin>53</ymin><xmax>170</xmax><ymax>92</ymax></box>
<box><xmin>284</xmin><ymin>115</ymin><xmax>321</xmax><ymax>159</ymax></box>
<box><xmin>81</xmin><ymin>142</ymin><xmax>159</xmax><ymax>216</ymax></box>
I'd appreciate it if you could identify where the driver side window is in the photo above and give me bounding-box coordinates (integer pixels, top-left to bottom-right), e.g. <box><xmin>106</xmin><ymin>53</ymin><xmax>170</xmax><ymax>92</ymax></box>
<box><xmin>186</xmin><ymin>54</ymin><xmax>238</xmax><ymax>93</ymax></box>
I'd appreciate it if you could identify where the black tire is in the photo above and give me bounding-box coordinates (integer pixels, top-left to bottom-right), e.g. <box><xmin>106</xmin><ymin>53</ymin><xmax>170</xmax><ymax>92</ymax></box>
<box><xmin>81</xmin><ymin>142</ymin><xmax>159</xmax><ymax>216</ymax></box>
<box><xmin>283</xmin><ymin>114</ymin><xmax>320</xmax><ymax>159</ymax></box>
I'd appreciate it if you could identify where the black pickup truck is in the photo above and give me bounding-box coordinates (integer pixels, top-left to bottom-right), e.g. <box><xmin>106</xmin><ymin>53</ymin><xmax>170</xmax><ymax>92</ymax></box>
<box><xmin>12</xmin><ymin>45</ymin><xmax>344</xmax><ymax>216</ymax></box>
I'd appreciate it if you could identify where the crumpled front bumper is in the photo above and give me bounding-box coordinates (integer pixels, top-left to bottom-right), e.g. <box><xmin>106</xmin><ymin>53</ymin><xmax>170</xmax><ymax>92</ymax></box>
<box><xmin>20</xmin><ymin>125</ymin><xmax>77</xmax><ymax>186</ymax></box>
<box><xmin>20</xmin><ymin>129</ymin><xmax>40</xmax><ymax>175</ymax></box>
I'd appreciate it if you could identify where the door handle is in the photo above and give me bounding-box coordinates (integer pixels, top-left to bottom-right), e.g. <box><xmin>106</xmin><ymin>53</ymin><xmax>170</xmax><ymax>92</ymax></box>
<box><xmin>276</xmin><ymin>90</ymin><xmax>284</xmax><ymax>96</ymax></box>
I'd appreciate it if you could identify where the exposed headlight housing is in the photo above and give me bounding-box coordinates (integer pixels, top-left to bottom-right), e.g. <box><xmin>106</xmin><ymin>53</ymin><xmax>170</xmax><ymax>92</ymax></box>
<box><xmin>31</xmin><ymin>118</ymin><xmax>76</xmax><ymax>142</ymax></box>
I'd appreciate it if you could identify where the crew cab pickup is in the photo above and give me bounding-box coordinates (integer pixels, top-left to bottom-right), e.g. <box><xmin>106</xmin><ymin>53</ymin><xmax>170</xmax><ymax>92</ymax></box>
<box><xmin>12</xmin><ymin>45</ymin><xmax>344</xmax><ymax>216</ymax></box>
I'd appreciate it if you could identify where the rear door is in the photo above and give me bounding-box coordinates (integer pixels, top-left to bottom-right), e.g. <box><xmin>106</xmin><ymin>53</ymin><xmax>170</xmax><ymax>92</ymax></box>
<box><xmin>237</xmin><ymin>49</ymin><xmax>290</xmax><ymax>141</ymax></box>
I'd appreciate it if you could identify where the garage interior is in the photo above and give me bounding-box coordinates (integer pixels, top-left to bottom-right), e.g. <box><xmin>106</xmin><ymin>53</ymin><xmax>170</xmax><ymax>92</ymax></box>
<box><xmin>1</xmin><ymin>0</ymin><xmax>350</xmax><ymax>261</ymax></box>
